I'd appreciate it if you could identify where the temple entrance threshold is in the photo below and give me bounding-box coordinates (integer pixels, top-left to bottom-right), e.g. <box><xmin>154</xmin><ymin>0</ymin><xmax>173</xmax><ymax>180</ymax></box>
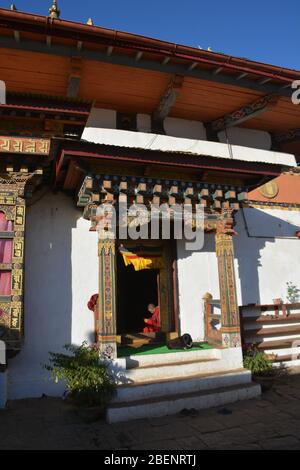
<box><xmin>117</xmin><ymin>342</ymin><xmax>213</xmax><ymax>358</ymax></box>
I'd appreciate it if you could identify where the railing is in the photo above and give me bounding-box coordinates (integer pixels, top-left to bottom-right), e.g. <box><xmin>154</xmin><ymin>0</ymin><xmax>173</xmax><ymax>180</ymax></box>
<box><xmin>203</xmin><ymin>293</ymin><xmax>222</xmax><ymax>346</ymax></box>
<box><xmin>240</xmin><ymin>302</ymin><xmax>300</xmax><ymax>363</ymax></box>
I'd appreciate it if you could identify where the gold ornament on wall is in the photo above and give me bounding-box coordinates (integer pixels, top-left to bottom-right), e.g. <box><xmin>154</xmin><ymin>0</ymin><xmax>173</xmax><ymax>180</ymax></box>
<box><xmin>259</xmin><ymin>180</ymin><xmax>279</xmax><ymax>199</ymax></box>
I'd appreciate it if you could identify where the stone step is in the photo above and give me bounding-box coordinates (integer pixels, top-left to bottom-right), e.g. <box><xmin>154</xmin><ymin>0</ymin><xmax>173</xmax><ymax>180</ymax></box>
<box><xmin>113</xmin><ymin>368</ymin><xmax>252</xmax><ymax>403</ymax></box>
<box><xmin>123</xmin><ymin>354</ymin><xmax>238</xmax><ymax>384</ymax></box>
<box><xmin>124</xmin><ymin>347</ymin><xmax>221</xmax><ymax>370</ymax></box>
<box><xmin>106</xmin><ymin>382</ymin><xmax>261</xmax><ymax>423</ymax></box>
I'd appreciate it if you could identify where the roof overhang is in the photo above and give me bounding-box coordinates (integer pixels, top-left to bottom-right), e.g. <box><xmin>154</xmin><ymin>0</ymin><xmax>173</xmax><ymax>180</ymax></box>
<box><xmin>54</xmin><ymin>136</ymin><xmax>295</xmax><ymax>195</ymax></box>
<box><xmin>81</xmin><ymin>128</ymin><xmax>296</xmax><ymax>168</ymax></box>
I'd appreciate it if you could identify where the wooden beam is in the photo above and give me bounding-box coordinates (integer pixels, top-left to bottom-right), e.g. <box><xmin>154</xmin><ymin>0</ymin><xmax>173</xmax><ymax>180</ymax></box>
<box><xmin>211</xmin><ymin>94</ymin><xmax>279</xmax><ymax>132</ymax></box>
<box><xmin>272</xmin><ymin>128</ymin><xmax>300</xmax><ymax>145</ymax></box>
<box><xmin>0</xmin><ymin>36</ymin><xmax>294</xmax><ymax>98</ymax></box>
<box><xmin>63</xmin><ymin>160</ymin><xmax>85</xmax><ymax>191</ymax></box>
<box><xmin>14</xmin><ymin>30</ymin><xmax>20</xmax><ymax>42</ymax></box>
<box><xmin>135</xmin><ymin>51</ymin><xmax>143</xmax><ymax>61</ymax></box>
<box><xmin>68</xmin><ymin>77</ymin><xmax>81</xmax><ymax>98</ymax></box>
<box><xmin>213</xmin><ymin>67</ymin><xmax>223</xmax><ymax>75</ymax></box>
<box><xmin>236</xmin><ymin>72</ymin><xmax>248</xmax><ymax>80</ymax></box>
<box><xmin>204</xmin><ymin>122</ymin><xmax>219</xmax><ymax>142</ymax></box>
<box><xmin>259</xmin><ymin>77</ymin><xmax>272</xmax><ymax>85</ymax></box>
<box><xmin>76</xmin><ymin>174</ymin><xmax>248</xmax><ymax>213</ymax></box>
<box><xmin>188</xmin><ymin>62</ymin><xmax>198</xmax><ymax>71</ymax></box>
<box><xmin>152</xmin><ymin>74</ymin><xmax>184</xmax><ymax>125</ymax></box>
<box><xmin>67</xmin><ymin>57</ymin><xmax>82</xmax><ymax>98</ymax></box>
<box><xmin>213</xmin><ymin>189</ymin><xmax>223</xmax><ymax>200</ymax></box>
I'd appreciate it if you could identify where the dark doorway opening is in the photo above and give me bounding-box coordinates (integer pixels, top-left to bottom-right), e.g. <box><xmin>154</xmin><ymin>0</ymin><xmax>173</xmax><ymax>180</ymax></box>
<box><xmin>117</xmin><ymin>252</ymin><xmax>159</xmax><ymax>334</ymax></box>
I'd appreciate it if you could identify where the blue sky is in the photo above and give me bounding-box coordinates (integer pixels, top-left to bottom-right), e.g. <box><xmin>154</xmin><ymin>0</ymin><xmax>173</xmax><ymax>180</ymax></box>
<box><xmin>1</xmin><ymin>0</ymin><xmax>299</xmax><ymax>70</ymax></box>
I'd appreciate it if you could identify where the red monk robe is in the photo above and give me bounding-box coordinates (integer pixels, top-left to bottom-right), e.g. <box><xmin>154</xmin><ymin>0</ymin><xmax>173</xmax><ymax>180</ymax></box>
<box><xmin>87</xmin><ymin>294</ymin><xmax>99</xmax><ymax>343</ymax></box>
<box><xmin>143</xmin><ymin>304</ymin><xmax>161</xmax><ymax>333</ymax></box>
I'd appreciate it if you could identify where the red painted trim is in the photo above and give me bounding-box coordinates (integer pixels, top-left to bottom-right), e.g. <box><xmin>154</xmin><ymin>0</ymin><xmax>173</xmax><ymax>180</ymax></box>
<box><xmin>0</xmin><ymin>103</ymin><xmax>90</xmax><ymax>116</ymax></box>
<box><xmin>171</xmin><ymin>239</ymin><xmax>179</xmax><ymax>335</ymax></box>
<box><xmin>55</xmin><ymin>148</ymin><xmax>67</xmax><ymax>184</ymax></box>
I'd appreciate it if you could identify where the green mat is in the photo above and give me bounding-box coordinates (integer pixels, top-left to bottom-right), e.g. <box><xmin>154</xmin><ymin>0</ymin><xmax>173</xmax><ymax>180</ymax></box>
<box><xmin>117</xmin><ymin>342</ymin><xmax>213</xmax><ymax>358</ymax></box>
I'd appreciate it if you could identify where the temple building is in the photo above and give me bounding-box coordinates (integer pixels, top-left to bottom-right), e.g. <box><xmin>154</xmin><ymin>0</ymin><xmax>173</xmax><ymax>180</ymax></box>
<box><xmin>0</xmin><ymin>4</ymin><xmax>299</xmax><ymax>421</ymax></box>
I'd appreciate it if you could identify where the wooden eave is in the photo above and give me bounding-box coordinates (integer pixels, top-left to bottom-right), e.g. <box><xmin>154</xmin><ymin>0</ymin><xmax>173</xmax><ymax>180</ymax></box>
<box><xmin>53</xmin><ymin>138</ymin><xmax>288</xmax><ymax>194</ymax></box>
<box><xmin>0</xmin><ymin>9</ymin><xmax>299</xmax><ymax>140</ymax></box>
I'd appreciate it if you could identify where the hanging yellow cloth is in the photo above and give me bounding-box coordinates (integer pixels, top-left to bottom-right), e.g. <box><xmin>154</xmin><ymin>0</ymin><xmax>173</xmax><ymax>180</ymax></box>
<box><xmin>119</xmin><ymin>245</ymin><xmax>164</xmax><ymax>271</ymax></box>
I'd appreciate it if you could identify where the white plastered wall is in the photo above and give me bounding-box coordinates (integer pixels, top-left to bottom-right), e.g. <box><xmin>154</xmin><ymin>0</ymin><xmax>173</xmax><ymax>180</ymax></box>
<box><xmin>7</xmin><ymin>192</ymin><xmax>98</xmax><ymax>399</ymax></box>
<box><xmin>176</xmin><ymin>207</ymin><xmax>300</xmax><ymax>341</ymax></box>
<box><xmin>7</xmin><ymin>193</ymin><xmax>300</xmax><ymax>398</ymax></box>
<box><xmin>176</xmin><ymin>234</ymin><xmax>219</xmax><ymax>341</ymax></box>
<box><xmin>83</xmin><ymin>108</ymin><xmax>277</xmax><ymax>155</ymax></box>
<box><xmin>218</xmin><ymin>127</ymin><xmax>272</xmax><ymax>150</ymax></box>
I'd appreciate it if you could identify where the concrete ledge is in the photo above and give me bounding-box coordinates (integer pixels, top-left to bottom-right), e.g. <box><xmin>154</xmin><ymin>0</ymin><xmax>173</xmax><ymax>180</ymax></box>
<box><xmin>113</xmin><ymin>368</ymin><xmax>252</xmax><ymax>403</ymax></box>
<box><xmin>106</xmin><ymin>382</ymin><xmax>261</xmax><ymax>423</ymax></box>
<box><xmin>124</xmin><ymin>347</ymin><xmax>221</xmax><ymax>369</ymax></box>
<box><xmin>82</xmin><ymin>127</ymin><xmax>296</xmax><ymax>167</ymax></box>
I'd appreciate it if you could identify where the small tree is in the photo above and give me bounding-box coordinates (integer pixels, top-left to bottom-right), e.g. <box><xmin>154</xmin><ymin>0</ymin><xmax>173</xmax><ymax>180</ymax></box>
<box><xmin>45</xmin><ymin>342</ymin><xmax>116</xmax><ymax>408</ymax></box>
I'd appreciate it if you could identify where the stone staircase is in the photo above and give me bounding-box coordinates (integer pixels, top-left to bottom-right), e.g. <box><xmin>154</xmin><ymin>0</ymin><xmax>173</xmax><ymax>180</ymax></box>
<box><xmin>106</xmin><ymin>348</ymin><xmax>260</xmax><ymax>423</ymax></box>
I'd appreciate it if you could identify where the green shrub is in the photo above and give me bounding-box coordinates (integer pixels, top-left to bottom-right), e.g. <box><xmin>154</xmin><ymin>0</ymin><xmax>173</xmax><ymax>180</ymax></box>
<box><xmin>286</xmin><ymin>281</ymin><xmax>300</xmax><ymax>304</ymax></box>
<box><xmin>243</xmin><ymin>344</ymin><xmax>274</xmax><ymax>377</ymax></box>
<box><xmin>45</xmin><ymin>342</ymin><xmax>116</xmax><ymax>407</ymax></box>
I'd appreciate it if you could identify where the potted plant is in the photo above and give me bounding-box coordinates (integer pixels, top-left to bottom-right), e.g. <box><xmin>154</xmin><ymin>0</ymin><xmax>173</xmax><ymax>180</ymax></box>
<box><xmin>286</xmin><ymin>282</ymin><xmax>300</xmax><ymax>304</ymax></box>
<box><xmin>243</xmin><ymin>344</ymin><xmax>276</xmax><ymax>392</ymax></box>
<box><xmin>45</xmin><ymin>342</ymin><xmax>116</xmax><ymax>422</ymax></box>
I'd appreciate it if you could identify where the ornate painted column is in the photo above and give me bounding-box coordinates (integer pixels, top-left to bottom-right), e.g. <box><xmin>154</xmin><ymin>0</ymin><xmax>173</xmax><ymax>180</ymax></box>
<box><xmin>0</xmin><ymin>169</ymin><xmax>43</xmax><ymax>352</ymax></box>
<box><xmin>98</xmin><ymin>236</ymin><xmax>117</xmax><ymax>360</ymax></box>
<box><xmin>215</xmin><ymin>210</ymin><xmax>241</xmax><ymax>348</ymax></box>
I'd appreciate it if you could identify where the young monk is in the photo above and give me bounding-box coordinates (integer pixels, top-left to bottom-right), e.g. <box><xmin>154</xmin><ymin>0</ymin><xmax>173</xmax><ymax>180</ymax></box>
<box><xmin>143</xmin><ymin>303</ymin><xmax>161</xmax><ymax>333</ymax></box>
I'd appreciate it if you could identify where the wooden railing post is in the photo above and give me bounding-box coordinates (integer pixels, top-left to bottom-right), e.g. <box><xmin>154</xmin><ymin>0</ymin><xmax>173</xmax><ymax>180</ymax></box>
<box><xmin>203</xmin><ymin>292</ymin><xmax>222</xmax><ymax>345</ymax></box>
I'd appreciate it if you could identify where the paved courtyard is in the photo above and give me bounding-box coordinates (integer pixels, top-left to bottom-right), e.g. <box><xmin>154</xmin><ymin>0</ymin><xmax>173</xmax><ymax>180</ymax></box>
<box><xmin>1</xmin><ymin>370</ymin><xmax>300</xmax><ymax>450</ymax></box>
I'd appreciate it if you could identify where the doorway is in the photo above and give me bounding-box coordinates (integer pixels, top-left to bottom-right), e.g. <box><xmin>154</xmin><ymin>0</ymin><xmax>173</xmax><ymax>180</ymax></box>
<box><xmin>116</xmin><ymin>250</ymin><xmax>159</xmax><ymax>334</ymax></box>
<box><xmin>116</xmin><ymin>239</ymin><xmax>179</xmax><ymax>338</ymax></box>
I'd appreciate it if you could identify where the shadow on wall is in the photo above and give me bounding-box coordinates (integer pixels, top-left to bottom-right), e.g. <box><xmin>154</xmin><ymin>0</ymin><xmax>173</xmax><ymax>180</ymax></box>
<box><xmin>7</xmin><ymin>191</ymin><xmax>81</xmax><ymax>399</ymax></box>
<box><xmin>177</xmin><ymin>208</ymin><xmax>300</xmax><ymax>314</ymax></box>
<box><xmin>235</xmin><ymin>208</ymin><xmax>300</xmax><ymax>306</ymax></box>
